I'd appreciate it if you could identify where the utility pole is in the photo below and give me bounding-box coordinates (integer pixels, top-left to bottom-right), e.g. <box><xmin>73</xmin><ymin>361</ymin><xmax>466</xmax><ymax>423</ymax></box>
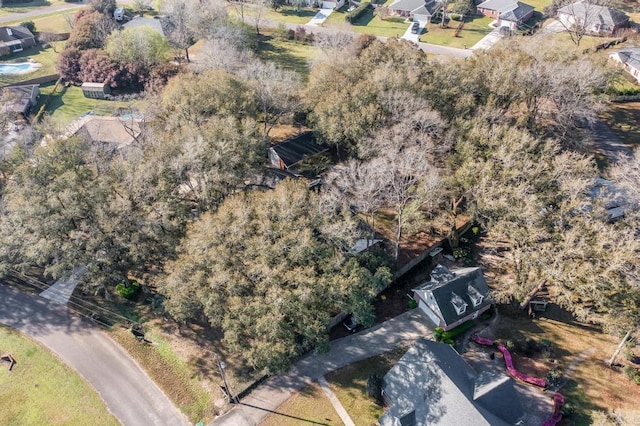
<box><xmin>217</xmin><ymin>359</ymin><xmax>239</xmax><ymax>404</ymax></box>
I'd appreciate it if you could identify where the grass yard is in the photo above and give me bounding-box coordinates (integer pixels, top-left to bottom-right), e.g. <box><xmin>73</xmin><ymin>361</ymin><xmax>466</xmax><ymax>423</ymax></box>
<box><xmin>0</xmin><ymin>0</ymin><xmax>70</xmax><ymax>16</ymax></box>
<box><xmin>257</xmin><ymin>32</ymin><xmax>319</xmax><ymax>78</ymax></box>
<box><xmin>600</xmin><ymin>101</ymin><xmax>640</xmax><ymax>147</ymax></box>
<box><xmin>325</xmin><ymin>348</ymin><xmax>407</xmax><ymax>426</ymax></box>
<box><xmin>260</xmin><ymin>384</ymin><xmax>342</xmax><ymax>426</ymax></box>
<box><xmin>0</xmin><ymin>326</ymin><xmax>119</xmax><ymax>426</ymax></box>
<box><xmin>540</xmin><ymin>31</ymin><xmax>618</xmax><ymax>54</ymax></box>
<box><xmin>0</xmin><ymin>44</ymin><xmax>58</xmax><ymax>87</ymax></box>
<box><xmin>110</xmin><ymin>327</ymin><xmax>217</xmax><ymax>423</ymax></box>
<box><xmin>494</xmin><ymin>307</ymin><xmax>640</xmax><ymax>425</ymax></box>
<box><xmin>420</xmin><ymin>15</ymin><xmax>493</xmax><ymax>48</ymax></box>
<box><xmin>37</xmin><ymin>84</ymin><xmax>137</xmax><ymax>126</ymax></box>
<box><xmin>350</xmin><ymin>9</ymin><xmax>409</xmax><ymax>38</ymax></box>
<box><xmin>1</xmin><ymin>9</ymin><xmax>76</xmax><ymax>34</ymax></box>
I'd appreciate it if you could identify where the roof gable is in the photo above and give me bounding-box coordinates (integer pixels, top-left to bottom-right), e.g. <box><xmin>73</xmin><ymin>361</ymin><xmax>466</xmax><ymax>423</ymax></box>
<box><xmin>389</xmin><ymin>0</ymin><xmax>440</xmax><ymax>14</ymax></box>
<box><xmin>413</xmin><ymin>265</ymin><xmax>491</xmax><ymax>327</ymax></box>
<box><xmin>381</xmin><ymin>339</ymin><xmax>523</xmax><ymax>426</ymax></box>
<box><xmin>0</xmin><ymin>26</ymin><xmax>34</xmax><ymax>43</ymax></box>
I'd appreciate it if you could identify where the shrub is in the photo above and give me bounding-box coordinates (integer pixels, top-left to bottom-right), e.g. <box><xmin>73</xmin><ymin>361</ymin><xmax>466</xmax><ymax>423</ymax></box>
<box><xmin>116</xmin><ymin>280</ymin><xmax>141</xmax><ymax>299</ymax></box>
<box><xmin>450</xmin><ymin>13</ymin><xmax>462</xmax><ymax>21</ymax></box>
<box><xmin>624</xmin><ymin>341</ymin><xmax>637</xmax><ymax>362</ymax></box>
<box><xmin>434</xmin><ymin>327</ymin><xmax>444</xmax><ymax>342</ymax></box>
<box><xmin>20</xmin><ymin>21</ymin><xmax>36</xmax><ymax>34</ymax></box>
<box><xmin>366</xmin><ymin>374</ymin><xmax>383</xmax><ymax>403</ymax></box>
<box><xmin>408</xmin><ymin>299</ymin><xmax>418</xmax><ymax>309</ymax></box>
<box><xmin>274</xmin><ymin>23</ymin><xmax>289</xmax><ymax>40</ymax></box>
<box><xmin>562</xmin><ymin>402</ymin><xmax>576</xmax><ymax>418</ymax></box>
<box><xmin>346</xmin><ymin>2</ymin><xmax>371</xmax><ymax>23</ymax></box>
<box><xmin>623</xmin><ymin>366</ymin><xmax>640</xmax><ymax>385</ymax></box>
<box><xmin>441</xmin><ymin>320</ymin><xmax>474</xmax><ymax>340</ymax></box>
<box><xmin>452</xmin><ymin>247</ymin><xmax>470</xmax><ymax>260</ymax></box>
<box><xmin>546</xmin><ymin>368</ymin><xmax>561</xmax><ymax>387</ymax></box>
<box><xmin>444</xmin><ymin>338</ymin><xmax>455</xmax><ymax>345</ymax></box>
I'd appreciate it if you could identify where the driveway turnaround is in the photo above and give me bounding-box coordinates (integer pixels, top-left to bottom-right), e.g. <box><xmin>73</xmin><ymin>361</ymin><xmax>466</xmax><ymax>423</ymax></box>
<box><xmin>0</xmin><ymin>284</ymin><xmax>188</xmax><ymax>426</ymax></box>
<box><xmin>212</xmin><ymin>308</ymin><xmax>432</xmax><ymax>425</ymax></box>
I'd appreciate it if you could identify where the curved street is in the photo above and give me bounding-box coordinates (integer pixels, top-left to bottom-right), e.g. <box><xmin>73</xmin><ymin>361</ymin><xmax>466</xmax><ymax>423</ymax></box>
<box><xmin>0</xmin><ymin>284</ymin><xmax>188</xmax><ymax>426</ymax></box>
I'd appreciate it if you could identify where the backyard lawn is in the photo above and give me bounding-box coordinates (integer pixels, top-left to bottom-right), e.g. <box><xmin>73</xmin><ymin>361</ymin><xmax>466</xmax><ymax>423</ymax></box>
<box><xmin>257</xmin><ymin>31</ymin><xmax>319</xmax><ymax>78</ymax></box>
<box><xmin>494</xmin><ymin>307</ymin><xmax>640</xmax><ymax>425</ymax></box>
<box><xmin>0</xmin><ymin>326</ymin><xmax>119</xmax><ymax>426</ymax></box>
<box><xmin>0</xmin><ymin>45</ymin><xmax>58</xmax><ymax>87</ymax></box>
<box><xmin>37</xmin><ymin>84</ymin><xmax>138</xmax><ymax>126</ymax></box>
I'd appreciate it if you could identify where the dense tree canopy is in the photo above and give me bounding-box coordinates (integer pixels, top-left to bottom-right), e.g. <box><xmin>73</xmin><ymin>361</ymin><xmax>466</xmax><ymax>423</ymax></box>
<box><xmin>160</xmin><ymin>180</ymin><xmax>392</xmax><ymax>373</ymax></box>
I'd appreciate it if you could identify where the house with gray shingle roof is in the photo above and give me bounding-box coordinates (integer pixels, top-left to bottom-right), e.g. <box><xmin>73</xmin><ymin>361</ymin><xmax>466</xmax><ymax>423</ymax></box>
<box><xmin>380</xmin><ymin>339</ymin><xmax>525</xmax><ymax>426</ymax></box>
<box><xmin>609</xmin><ymin>47</ymin><xmax>640</xmax><ymax>83</ymax></box>
<box><xmin>412</xmin><ymin>264</ymin><xmax>492</xmax><ymax>331</ymax></box>
<box><xmin>388</xmin><ymin>0</ymin><xmax>442</xmax><ymax>24</ymax></box>
<box><xmin>0</xmin><ymin>26</ymin><xmax>36</xmax><ymax>56</ymax></box>
<box><xmin>477</xmin><ymin>0</ymin><xmax>535</xmax><ymax>30</ymax></box>
<box><xmin>556</xmin><ymin>1</ymin><xmax>629</xmax><ymax>35</ymax></box>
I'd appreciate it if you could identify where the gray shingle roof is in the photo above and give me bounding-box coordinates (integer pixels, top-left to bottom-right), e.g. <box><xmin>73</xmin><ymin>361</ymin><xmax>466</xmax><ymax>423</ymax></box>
<box><xmin>413</xmin><ymin>265</ymin><xmax>492</xmax><ymax>328</ymax></box>
<box><xmin>611</xmin><ymin>48</ymin><xmax>640</xmax><ymax>73</ymax></box>
<box><xmin>500</xmin><ymin>2</ymin><xmax>534</xmax><ymax>21</ymax></box>
<box><xmin>389</xmin><ymin>0</ymin><xmax>440</xmax><ymax>15</ymax></box>
<box><xmin>557</xmin><ymin>1</ymin><xmax>629</xmax><ymax>27</ymax></box>
<box><xmin>270</xmin><ymin>132</ymin><xmax>329</xmax><ymax>169</ymax></box>
<box><xmin>380</xmin><ymin>339</ymin><xmax>525</xmax><ymax>426</ymax></box>
<box><xmin>0</xmin><ymin>26</ymin><xmax>34</xmax><ymax>43</ymax></box>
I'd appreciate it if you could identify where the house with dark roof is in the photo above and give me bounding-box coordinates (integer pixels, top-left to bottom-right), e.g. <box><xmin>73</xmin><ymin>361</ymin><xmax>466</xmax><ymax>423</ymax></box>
<box><xmin>388</xmin><ymin>0</ymin><xmax>442</xmax><ymax>24</ymax></box>
<box><xmin>556</xmin><ymin>1</ymin><xmax>629</xmax><ymax>35</ymax></box>
<box><xmin>609</xmin><ymin>48</ymin><xmax>640</xmax><ymax>84</ymax></box>
<box><xmin>477</xmin><ymin>0</ymin><xmax>534</xmax><ymax>29</ymax></box>
<box><xmin>0</xmin><ymin>26</ymin><xmax>37</xmax><ymax>56</ymax></box>
<box><xmin>0</xmin><ymin>84</ymin><xmax>39</xmax><ymax>118</ymax></box>
<box><xmin>412</xmin><ymin>264</ymin><xmax>492</xmax><ymax>331</ymax></box>
<box><xmin>380</xmin><ymin>339</ymin><xmax>526</xmax><ymax>426</ymax></box>
<box><xmin>268</xmin><ymin>132</ymin><xmax>329</xmax><ymax>174</ymax></box>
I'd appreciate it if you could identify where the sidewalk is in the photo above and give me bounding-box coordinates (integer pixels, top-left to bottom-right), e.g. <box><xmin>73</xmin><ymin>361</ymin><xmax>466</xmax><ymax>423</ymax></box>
<box><xmin>211</xmin><ymin>308</ymin><xmax>432</xmax><ymax>425</ymax></box>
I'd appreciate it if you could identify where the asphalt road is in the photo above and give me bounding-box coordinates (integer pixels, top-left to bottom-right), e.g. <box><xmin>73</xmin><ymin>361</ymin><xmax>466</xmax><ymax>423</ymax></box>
<box><xmin>0</xmin><ymin>284</ymin><xmax>189</xmax><ymax>426</ymax></box>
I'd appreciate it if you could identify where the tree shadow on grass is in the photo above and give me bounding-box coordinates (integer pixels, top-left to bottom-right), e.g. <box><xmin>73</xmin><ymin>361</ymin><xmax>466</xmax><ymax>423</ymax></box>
<box><xmin>352</xmin><ymin>8</ymin><xmax>374</xmax><ymax>26</ymax></box>
<box><xmin>278</xmin><ymin>8</ymin><xmax>317</xmax><ymax>18</ymax></box>
<box><xmin>257</xmin><ymin>34</ymin><xmax>310</xmax><ymax>77</ymax></box>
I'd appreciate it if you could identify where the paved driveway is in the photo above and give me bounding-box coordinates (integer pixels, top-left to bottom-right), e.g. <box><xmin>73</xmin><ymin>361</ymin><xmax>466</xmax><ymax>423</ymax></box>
<box><xmin>307</xmin><ymin>8</ymin><xmax>334</xmax><ymax>26</ymax></box>
<box><xmin>401</xmin><ymin>22</ymin><xmax>423</xmax><ymax>43</ymax></box>
<box><xmin>0</xmin><ymin>284</ymin><xmax>188</xmax><ymax>426</ymax></box>
<box><xmin>470</xmin><ymin>26</ymin><xmax>502</xmax><ymax>50</ymax></box>
<box><xmin>212</xmin><ymin>308</ymin><xmax>432</xmax><ymax>425</ymax></box>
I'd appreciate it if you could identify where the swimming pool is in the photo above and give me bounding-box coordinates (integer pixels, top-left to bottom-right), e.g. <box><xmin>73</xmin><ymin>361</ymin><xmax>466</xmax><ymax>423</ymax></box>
<box><xmin>0</xmin><ymin>62</ymin><xmax>38</xmax><ymax>75</ymax></box>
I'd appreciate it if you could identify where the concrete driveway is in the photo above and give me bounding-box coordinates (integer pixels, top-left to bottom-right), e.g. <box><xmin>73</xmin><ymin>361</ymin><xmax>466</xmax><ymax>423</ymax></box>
<box><xmin>307</xmin><ymin>8</ymin><xmax>334</xmax><ymax>26</ymax></box>
<box><xmin>0</xmin><ymin>284</ymin><xmax>188</xmax><ymax>426</ymax></box>
<box><xmin>401</xmin><ymin>21</ymin><xmax>424</xmax><ymax>43</ymax></box>
<box><xmin>212</xmin><ymin>308</ymin><xmax>432</xmax><ymax>425</ymax></box>
<box><xmin>470</xmin><ymin>26</ymin><xmax>502</xmax><ymax>50</ymax></box>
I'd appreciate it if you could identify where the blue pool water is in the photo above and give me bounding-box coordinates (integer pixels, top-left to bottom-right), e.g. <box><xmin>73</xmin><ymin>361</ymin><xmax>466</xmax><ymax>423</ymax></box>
<box><xmin>0</xmin><ymin>63</ymin><xmax>33</xmax><ymax>74</ymax></box>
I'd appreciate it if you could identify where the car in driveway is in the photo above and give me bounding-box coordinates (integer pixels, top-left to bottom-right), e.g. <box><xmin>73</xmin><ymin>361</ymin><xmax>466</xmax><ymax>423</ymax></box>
<box><xmin>411</xmin><ymin>22</ymin><xmax>421</xmax><ymax>34</ymax></box>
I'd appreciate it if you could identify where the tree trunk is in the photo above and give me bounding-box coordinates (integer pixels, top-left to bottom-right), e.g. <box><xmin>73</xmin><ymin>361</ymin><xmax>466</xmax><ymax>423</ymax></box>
<box><xmin>608</xmin><ymin>329</ymin><xmax>632</xmax><ymax>367</ymax></box>
<box><xmin>184</xmin><ymin>47</ymin><xmax>190</xmax><ymax>63</ymax></box>
<box><xmin>518</xmin><ymin>280</ymin><xmax>546</xmax><ymax>310</ymax></box>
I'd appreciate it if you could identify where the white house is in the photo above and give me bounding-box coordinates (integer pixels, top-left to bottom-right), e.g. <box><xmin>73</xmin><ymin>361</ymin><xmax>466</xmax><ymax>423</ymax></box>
<box><xmin>609</xmin><ymin>48</ymin><xmax>640</xmax><ymax>84</ymax></box>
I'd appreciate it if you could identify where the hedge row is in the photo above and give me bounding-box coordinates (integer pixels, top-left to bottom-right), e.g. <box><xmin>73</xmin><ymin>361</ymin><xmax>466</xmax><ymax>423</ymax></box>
<box><xmin>346</xmin><ymin>3</ymin><xmax>371</xmax><ymax>23</ymax></box>
<box><xmin>434</xmin><ymin>320</ymin><xmax>475</xmax><ymax>342</ymax></box>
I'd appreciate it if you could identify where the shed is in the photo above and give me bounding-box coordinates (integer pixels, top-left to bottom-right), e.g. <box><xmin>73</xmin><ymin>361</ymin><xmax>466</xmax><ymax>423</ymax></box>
<box><xmin>268</xmin><ymin>132</ymin><xmax>329</xmax><ymax>172</ymax></box>
<box><xmin>81</xmin><ymin>82</ymin><xmax>111</xmax><ymax>100</ymax></box>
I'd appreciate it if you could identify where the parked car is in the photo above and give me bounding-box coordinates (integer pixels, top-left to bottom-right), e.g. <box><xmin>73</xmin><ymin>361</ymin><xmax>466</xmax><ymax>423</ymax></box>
<box><xmin>343</xmin><ymin>315</ymin><xmax>359</xmax><ymax>333</ymax></box>
<box><xmin>411</xmin><ymin>22</ymin><xmax>421</xmax><ymax>34</ymax></box>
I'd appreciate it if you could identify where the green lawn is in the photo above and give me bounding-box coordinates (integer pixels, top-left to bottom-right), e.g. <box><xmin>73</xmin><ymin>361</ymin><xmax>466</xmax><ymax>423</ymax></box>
<box><xmin>325</xmin><ymin>348</ymin><xmax>407</xmax><ymax>426</ymax></box>
<box><xmin>0</xmin><ymin>326</ymin><xmax>119</xmax><ymax>426</ymax></box>
<box><xmin>8</xmin><ymin>10</ymin><xmax>75</xmax><ymax>32</ymax></box>
<box><xmin>257</xmin><ymin>32</ymin><xmax>319</xmax><ymax>79</ymax></box>
<box><xmin>0</xmin><ymin>44</ymin><xmax>58</xmax><ymax>87</ymax></box>
<box><xmin>260</xmin><ymin>384</ymin><xmax>341</xmax><ymax>426</ymax></box>
<box><xmin>37</xmin><ymin>84</ymin><xmax>136</xmax><ymax>126</ymax></box>
<box><xmin>0</xmin><ymin>0</ymin><xmax>71</xmax><ymax>16</ymax></box>
<box><xmin>420</xmin><ymin>15</ymin><xmax>493</xmax><ymax>48</ymax></box>
<box><xmin>523</xmin><ymin>0</ymin><xmax>552</xmax><ymax>12</ymax></box>
<box><xmin>350</xmin><ymin>9</ymin><xmax>409</xmax><ymax>38</ymax></box>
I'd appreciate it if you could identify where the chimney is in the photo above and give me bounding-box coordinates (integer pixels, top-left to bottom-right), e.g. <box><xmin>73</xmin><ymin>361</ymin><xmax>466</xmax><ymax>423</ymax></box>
<box><xmin>7</xmin><ymin>28</ymin><xmax>13</xmax><ymax>36</ymax></box>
